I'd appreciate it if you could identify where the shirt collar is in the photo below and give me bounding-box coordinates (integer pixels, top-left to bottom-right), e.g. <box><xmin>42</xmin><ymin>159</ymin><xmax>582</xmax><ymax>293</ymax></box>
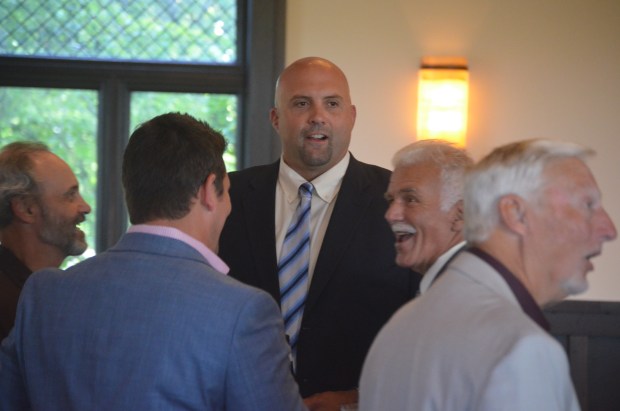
<box><xmin>278</xmin><ymin>152</ymin><xmax>350</xmax><ymax>204</ymax></box>
<box><xmin>468</xmin><ymin>247</ymin><xmax>550</xmax><ymax>331</ymax></box>
<box><xmin>419</xmin><ymin>241</ymin><xmax>466</xmax><ymax>294</ymax></box>
<box><xmin>127</xmin><ymin>224</ymin><xmax>229</xmax><ymax>275</ymax></box>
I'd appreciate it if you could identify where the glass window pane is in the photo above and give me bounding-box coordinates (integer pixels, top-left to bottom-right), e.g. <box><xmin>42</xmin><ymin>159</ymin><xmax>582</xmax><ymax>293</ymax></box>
<box><xmin>131</xmin><ymin>92</ymin><xmax>238</xmax><ymax>171</ymax></box>
<box><xmin>0</xmin><ymin>0</ymin><xmax>237</xmax><ymax>63</ymax></box>
<box><xmin>0</xmin><ymin>87</ymin><xmax>98</xmax><ymax>266</ymax></box>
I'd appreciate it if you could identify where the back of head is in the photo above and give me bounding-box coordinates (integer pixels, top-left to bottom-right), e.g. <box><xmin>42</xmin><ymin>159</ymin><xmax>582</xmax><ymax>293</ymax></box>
<box><xmin>464</xmin><ymin>138</ymin><xmax>593</xmax><ymax>243</ymax></box>
<box><xmin>122</xmin><ymin>113</ymin><xmax>227</xmax><ymax>225</ymax></box>
<box><xmin>392</xmin><ymin>139</ymin><xmax>473</xmax><ymax>211</ymax></box>
<box><xmin>0</xmin><ymin>141</ymin><xmax>50</xmax><ymax>229</ymax></box>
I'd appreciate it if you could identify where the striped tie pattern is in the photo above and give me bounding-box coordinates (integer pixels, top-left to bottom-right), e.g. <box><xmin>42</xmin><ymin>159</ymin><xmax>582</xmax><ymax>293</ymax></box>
<box><xmin>278</xmin><ymin>182</ymin><xmax>313</xmax><ymax>362</ymax></box>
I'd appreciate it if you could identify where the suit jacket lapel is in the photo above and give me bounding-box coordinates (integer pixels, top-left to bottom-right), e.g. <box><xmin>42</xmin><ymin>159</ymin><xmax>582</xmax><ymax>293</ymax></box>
<box><xmin>241</xmin><ymin>162</ymin><xmax>281</xmax><ymax>300</ymax></box>
<box><xmin>305</xmin><ymin>157</ymin><xmax>371</xmax><ymax>313</ymax></box>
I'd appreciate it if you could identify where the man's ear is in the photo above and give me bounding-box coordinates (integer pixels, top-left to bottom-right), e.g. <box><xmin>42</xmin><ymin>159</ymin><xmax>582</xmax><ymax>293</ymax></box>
<box><xmin>498</xmin><ymin>194</ymin><xmax>528</xmax><ymax>236</ymax></box>
<box><xmin>10</xmin><ymin>195</ymin><xmax>38</xmax><ymax>224</ymax></box>
<box><xmin>450</xmin><ymin>199</ymin><xmax>464</xmax><ymax>232</ymax></box>
<box><xmin>199</xmin><ymin>174</ymin><xmax>218</xmax><ymax>212</ymax></box>
<box><xmin>269</xmin><ymin>107</ymin><xmax>280</xmax><ymax>132</ymax></box>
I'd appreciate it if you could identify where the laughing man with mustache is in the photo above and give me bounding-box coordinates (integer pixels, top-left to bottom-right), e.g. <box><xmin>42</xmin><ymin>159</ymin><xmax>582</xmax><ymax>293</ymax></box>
<box><xmin>383</xmin><ymin>139</ymin><xmax>473</xmax><ymax>294</ymax></box>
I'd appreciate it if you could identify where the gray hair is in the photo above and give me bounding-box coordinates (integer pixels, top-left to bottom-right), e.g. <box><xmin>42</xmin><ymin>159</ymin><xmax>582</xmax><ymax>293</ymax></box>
<box><xmin>464</xmin><ymin>138</ymin><xmax>594</xmax><ymax>243</ymax></box>
<box><xmin>392</xmin><ymin>139</ymin><xmax>473</xmax><ymax>211</ymax></box>
<box><xmin>0</xmin><ymin>141</ymin><xmax>50</xmax><ymax>228</ymax></box>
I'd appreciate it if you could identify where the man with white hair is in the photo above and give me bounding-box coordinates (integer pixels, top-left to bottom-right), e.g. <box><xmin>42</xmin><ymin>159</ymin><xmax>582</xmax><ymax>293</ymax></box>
<box><xmin>383</xmin><ymin>139</ymin><xmax>473</xmax><ymax>293</ymax></box>
<box><xmin>359</xmin><ymin>139</ymin><xmax>617</xmax><ymax>411</ymax></box>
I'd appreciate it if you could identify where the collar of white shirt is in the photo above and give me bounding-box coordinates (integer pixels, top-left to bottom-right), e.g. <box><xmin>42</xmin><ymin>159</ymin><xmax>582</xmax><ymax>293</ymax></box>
<box><xmin>419</xmin><ymin>241</ymin><xmax>467</xmax><ymax>294</ymax></box>
<box><xmin>278</xmin><ymin>152</ymin><xmax>350</xmax><ymax>204</ymax></box>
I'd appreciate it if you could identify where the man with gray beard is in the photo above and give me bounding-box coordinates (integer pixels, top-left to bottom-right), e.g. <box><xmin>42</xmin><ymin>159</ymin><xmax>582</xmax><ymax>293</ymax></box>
<box><xmin>0</xmin><ymin>141</ymin><xmax>91</xmax><ymax>339</ymax></box>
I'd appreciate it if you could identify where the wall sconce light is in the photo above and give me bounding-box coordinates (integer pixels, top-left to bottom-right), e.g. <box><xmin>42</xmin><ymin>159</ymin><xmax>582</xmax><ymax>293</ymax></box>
<box><xmin>417</xmin><ymin>57</ymin><xmax>469</xmax><ymax>146</ymax></box>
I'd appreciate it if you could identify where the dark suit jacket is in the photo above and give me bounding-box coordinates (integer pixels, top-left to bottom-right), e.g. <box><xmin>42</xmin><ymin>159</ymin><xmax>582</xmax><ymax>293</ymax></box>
<box><xmin>0</xmin><ymin>245</ymin><xmax>31</xmax><ymax>340</ymax></box>
<box><xmin>219</xmin><ymin>155</ymin><xmax>420</xmax><ymax>397</ymax></box>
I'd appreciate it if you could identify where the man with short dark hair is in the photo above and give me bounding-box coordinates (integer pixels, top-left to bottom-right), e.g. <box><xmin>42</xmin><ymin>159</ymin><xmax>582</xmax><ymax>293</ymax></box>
<box><xmin>0</xmin><ymin>113</ymin><xmax>306</xmax><ymax>411</ymax></box>
<box><xmin>0</xmin><ymin>141</ymin><xmax>91</xmax><ymax>339</ymax></box>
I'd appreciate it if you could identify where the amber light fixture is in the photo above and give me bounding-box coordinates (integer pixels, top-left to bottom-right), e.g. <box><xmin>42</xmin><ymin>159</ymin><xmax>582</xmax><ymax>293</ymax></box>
<box><xmin>417</xmin><ymin>57</ymin><xmax>469</xmax><ymax>146</ymax></box>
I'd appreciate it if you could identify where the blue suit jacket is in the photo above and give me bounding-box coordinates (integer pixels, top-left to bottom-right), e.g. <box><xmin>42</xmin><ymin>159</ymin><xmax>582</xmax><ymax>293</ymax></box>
<box><xmin>0</xmin><ymin>232</ymin><xmax>306</xmax><ymax>411</ymax></box>
<box><xmin>219</xmin><ymin>156</ymin><xmax>420</xmax><ymax>396</ymax></box>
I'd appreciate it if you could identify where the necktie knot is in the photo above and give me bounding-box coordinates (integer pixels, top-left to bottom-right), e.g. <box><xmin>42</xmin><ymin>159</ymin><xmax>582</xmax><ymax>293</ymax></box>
<box><xmin>299</xmin><ymin>182</ymin><xmax>313</xmax><ymax>199</ymax></box>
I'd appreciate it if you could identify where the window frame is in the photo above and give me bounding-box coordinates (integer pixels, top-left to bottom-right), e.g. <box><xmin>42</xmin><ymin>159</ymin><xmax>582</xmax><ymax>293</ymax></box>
<box><xmin>0</xmin><ymin>0</ymin><xmax>285</xmax><ymax>251</ymax></box>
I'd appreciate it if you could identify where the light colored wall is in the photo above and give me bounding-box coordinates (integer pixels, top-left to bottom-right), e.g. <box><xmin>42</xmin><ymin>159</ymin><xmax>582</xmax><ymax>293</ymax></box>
<box><xmin>285</xmin><ymin>0</ymin><xmax>620</xmax><ymax>301</ymax></box>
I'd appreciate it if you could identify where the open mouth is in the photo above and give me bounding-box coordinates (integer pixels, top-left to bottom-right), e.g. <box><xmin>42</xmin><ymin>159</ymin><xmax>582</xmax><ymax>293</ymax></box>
<box><xmin>306</xmin><ymin>133</ymin><xmax>328</xmax><ymax>141</ymax></box>
<box><xmin>395</xmin><ymin>233</ymin><xmax>414</xmax><ymax>243</ymax></box>
<box><xmin>585</xmin><ymin>250</ymin><xmax>601</xmax><ymax>270</ymax></box>
<box><xmin>391</xmin><ymin>223</ymin><xmax>416</xmax><ymax>243</ymax></box>
<box><xmin>73</xmin><ymin>217</ymin><xmax>86</xmax><ymax>233</ymax></box>
<box><xmin>586</xmin><ymin>250</ymin><xmax>601</xmax><ymax>260</ymax></box>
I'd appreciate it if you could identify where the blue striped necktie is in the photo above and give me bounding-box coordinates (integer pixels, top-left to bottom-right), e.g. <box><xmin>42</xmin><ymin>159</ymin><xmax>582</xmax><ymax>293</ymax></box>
<box><xmin>278</xmin><ymin>182</ymin><xmax>313</xmax><ymax>365</ymax></box>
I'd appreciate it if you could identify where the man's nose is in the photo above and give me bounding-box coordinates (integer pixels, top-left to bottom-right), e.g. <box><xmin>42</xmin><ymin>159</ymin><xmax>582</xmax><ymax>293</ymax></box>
<box><xmin>385</xmin><ymin>200</ymin><xmax>403</xmax><ymax>223</ymax></box>
<box><xmin>78</xmin><ymin>194</ymin><xmax>92</xmax><ymax>215</ymax></box>
<box><xmin>308</xmin><ymin>105</ymin><xmax>327</xmax><ymax>125</ymax></box>
<box><xmin>598</xmin><ymin>207</ymin><xmax>617</xmax><ymax>242</ymax></box>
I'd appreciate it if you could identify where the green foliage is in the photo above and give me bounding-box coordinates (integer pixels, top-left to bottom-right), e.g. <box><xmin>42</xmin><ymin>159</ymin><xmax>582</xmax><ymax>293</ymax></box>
<box><xmin>0</xmin><ymin>87</ymin><xmax>98</xmax><ymax>266</ymax></box>
<box><xmin>0</xmin><ymin>0</ymin><xmax>237</xmax><ymax>63</ymax></box>
<box><xmin>130</xmin><ymin>92</ymin><xmax>238</xmax><ymax>172</ymax></box>
<box><xmin>0</xmin><ymin>1</ymin><xmax>241</xmax><ymax>266</ymax></box>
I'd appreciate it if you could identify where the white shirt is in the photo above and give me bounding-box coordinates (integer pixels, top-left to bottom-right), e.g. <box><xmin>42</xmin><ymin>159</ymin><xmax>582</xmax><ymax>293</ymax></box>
<box><xmin>275</xmin><ymin>153</ymin><xmax>350</xmax><ymax>284</ymax></box>
<box><xmin>418</xmin><ymin>241</ymin><xmax>466</xmax><ymax>294</ymax></box>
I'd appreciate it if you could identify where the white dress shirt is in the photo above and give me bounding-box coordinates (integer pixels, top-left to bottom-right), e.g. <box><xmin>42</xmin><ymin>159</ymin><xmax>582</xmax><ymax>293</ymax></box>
<box><xmin>275</xmin><ymin>153</ymin><xmax>350</xmax><ymax>284</ymax></box>
<box><xmin>418</xmin><ymin>241</ymin><xmax>466</xmax><ymax>294</ymax></box>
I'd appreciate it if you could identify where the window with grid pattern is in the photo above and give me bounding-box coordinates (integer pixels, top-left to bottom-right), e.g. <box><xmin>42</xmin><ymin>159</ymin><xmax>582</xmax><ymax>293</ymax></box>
<box><xmin>0</xmin><ymin>0</ymin><xmax>284</xmax><ymax>254</ymax></box>
<box><xmin>1</xmin><ymin>0</ymin><xmax>237</xmax><ymax>63</ymax></box>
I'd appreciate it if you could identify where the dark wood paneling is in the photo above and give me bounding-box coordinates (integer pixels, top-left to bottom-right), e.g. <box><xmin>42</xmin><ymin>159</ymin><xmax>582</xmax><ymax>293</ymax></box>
<box><xmin>545</xmin><ymin>300</ymin><xmax>620</xmax><ymax>411</ymax></box>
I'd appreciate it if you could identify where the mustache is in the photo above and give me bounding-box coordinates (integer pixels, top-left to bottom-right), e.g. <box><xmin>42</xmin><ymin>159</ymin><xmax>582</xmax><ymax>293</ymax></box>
<box><xmin>390</xmin><ymin>222</ymin><xmax>416</xmax><ymax>233</ymax></box>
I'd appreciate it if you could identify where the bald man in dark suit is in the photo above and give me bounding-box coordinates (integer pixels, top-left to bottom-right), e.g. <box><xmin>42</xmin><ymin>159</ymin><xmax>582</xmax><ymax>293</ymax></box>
<box><xmin>219</xmin><ymin>57</ymin><xmax>419</xmax><ymax>410</ymax></box>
